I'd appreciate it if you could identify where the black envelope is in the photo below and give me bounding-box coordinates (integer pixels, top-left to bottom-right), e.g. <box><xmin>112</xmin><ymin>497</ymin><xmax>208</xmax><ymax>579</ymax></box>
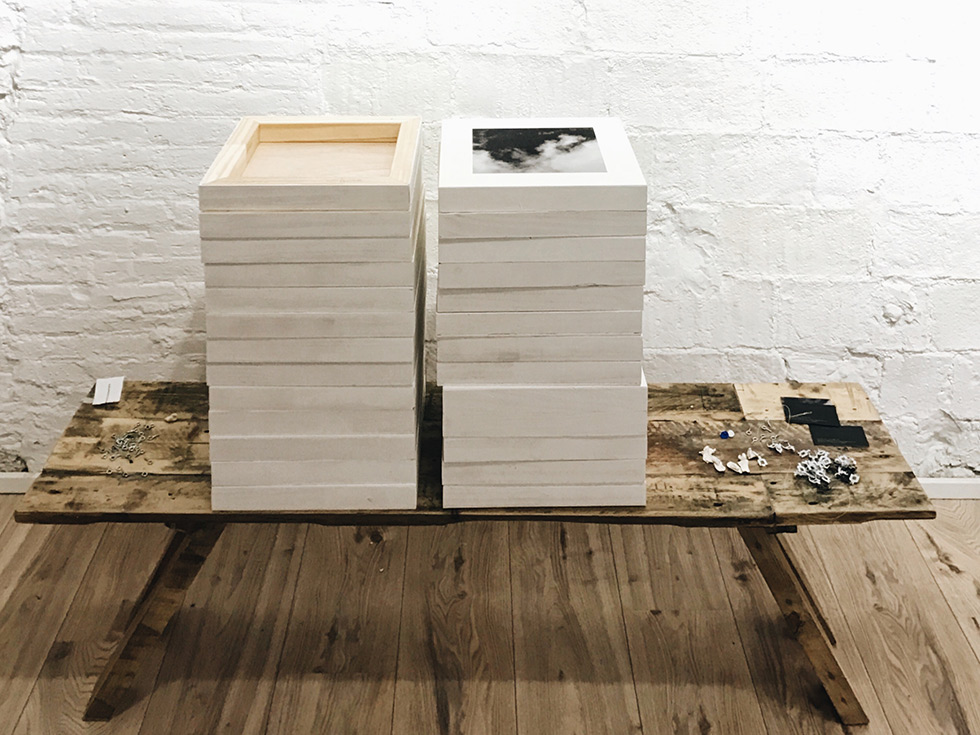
<box><xmin>781</xmin><ymin>396</ymin><xmax>840</xmax><ymax>426</ymax></box>
<box><xmin>810</xmin><ymin>424</ymin><xmax>869</xmax><ymax>448</ymax></box>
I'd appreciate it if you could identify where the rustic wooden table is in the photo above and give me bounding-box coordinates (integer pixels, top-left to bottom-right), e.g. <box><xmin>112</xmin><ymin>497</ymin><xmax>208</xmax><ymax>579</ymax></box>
<box><xmin>15</xmin><ymin>381</ymin><xmax>933</xmax><ymax>725</ymax></box>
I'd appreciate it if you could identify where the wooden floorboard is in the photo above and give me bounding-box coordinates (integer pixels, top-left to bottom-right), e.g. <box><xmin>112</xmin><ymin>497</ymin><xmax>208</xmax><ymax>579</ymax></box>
<box><xmin>0</xmin><ymin>524</ymin><xmax>105</xmax><ymax>735</ymax></box>
<box><xmin>806</xmin><ymin>520</ymin><xmax>980</xmax><ymax>735</ymax></box>
<box><xmin>907</xmin><ymin>499</ymin><xmax>980</xmax><ymax>666</ymax></box>
<box><xmin>509</xmin><ymin>522</ymin><xmax>642</xmax><ymax>735</ymax></box>
<box><xmin>12</xmin><ymin>524</ymin><xmax>173</xmax><ymax>735</ymax></box>
<box><xmin>0</xmin><ymin>500</ymin><xmax>54</xmax><ymax>614</ymax></box>
<box><xmin>264</xmin><ymin>524</ymin><xmax>408</xmax><ymax>735</ymax></box>
<box><xmin>611</xmin><ymin>525</ymin><xmax>769</xmax><ymax>734</ymax></box>
<box><xmin>0</xmin><ymin>495</ymin><xmax>19</xmax><ymax>530</ymax></box>
<box><xmin>391</xmin><ymin>523</ymin><xmax>517</xmax><ymax>735</ymax></box>
<box><xmin>3</xmin><ymin>504</ymin><xmax>980</xmax><ymax>734</ymax></box>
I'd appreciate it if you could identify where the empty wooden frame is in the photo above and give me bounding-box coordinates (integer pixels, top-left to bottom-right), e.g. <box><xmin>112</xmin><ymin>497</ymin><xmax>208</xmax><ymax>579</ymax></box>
<box><xmin>199</xmin><ymin>116</ymin><xmax>421</xmax><ymax>212</ymax></box>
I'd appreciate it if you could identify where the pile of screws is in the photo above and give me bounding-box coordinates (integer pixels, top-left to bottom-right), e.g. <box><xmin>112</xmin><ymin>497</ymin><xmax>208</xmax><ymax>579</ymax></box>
<box><xmin>795</xmin><ymin>450</ymin><xmax>859</xmax><ymax>488</ymax></box>
<box><xmin>100</xmin><ymin>423</ymin><xmax>157</xmax><ymax>478</ymax></box>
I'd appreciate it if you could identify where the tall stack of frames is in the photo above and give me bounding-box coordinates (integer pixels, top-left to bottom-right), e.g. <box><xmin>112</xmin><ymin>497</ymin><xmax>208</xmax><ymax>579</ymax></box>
<box><xmin>437</xmin><ymin>118</ymin><xmax>648</xmax><ymax>508</ymax></box>
<box><xmin>200</xmin><ymin>116</ymin><xmax>425</xmax><ymax>510</ymax></box>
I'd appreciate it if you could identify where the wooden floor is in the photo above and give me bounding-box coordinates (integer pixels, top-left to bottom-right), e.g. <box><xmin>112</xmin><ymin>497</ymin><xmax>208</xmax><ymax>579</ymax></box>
<box><xmin>1</xmin><ymin>497</ymin><xmax>979</xmax><ymax>734</ymax></box>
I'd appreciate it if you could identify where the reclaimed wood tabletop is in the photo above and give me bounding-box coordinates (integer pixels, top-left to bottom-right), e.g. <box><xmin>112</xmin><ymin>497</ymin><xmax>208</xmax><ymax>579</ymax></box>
<box><xmin>15</xmin><ymin>380</ymin><xmax>933</xmax><ymax>527</ymax></box>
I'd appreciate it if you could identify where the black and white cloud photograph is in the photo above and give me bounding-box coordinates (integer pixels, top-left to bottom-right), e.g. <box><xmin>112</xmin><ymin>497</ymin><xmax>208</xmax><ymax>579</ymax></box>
<box><xmin>472</xmin><ymin>127</ymin><xmax>606</xmax><ymax>174</ymax></box>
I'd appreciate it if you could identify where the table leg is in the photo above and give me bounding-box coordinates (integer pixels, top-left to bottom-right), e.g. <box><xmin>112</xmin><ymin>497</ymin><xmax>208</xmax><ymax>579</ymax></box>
<box><xmin>738</xmin><ymin>526</ymin><xmax>868</xmax><ymax>726</ymax></box>
<box><xmin>775</xmin><ymin>531</ymin><xmax>837</xmax><ymax>646</ymax></box>
<box><xmin>83</xmin><ymin>523</ymin><xmax>225</xmax><ymax>721</ymax></box>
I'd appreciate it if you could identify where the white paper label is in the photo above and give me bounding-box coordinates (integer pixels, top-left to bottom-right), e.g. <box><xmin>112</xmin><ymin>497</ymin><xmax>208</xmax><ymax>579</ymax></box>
<box><xmin>93</xmin><ymin>376</ymin><xmax>125</xmax><ymax>406</ymax></box>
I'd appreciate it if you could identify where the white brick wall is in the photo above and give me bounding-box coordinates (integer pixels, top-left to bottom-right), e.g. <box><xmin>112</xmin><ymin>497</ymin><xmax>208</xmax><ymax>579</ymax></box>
<box><xmin>1</xmin><ymin>0</ymin><xmax>978</xmax><ymax>479</ymax></box>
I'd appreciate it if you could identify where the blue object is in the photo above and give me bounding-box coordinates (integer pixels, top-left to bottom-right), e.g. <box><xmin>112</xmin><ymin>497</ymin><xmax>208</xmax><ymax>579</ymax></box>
<box><xmin>720</xmin><ymin>430</ymin><xmax>735</xmax><ymax>439</ymax></box>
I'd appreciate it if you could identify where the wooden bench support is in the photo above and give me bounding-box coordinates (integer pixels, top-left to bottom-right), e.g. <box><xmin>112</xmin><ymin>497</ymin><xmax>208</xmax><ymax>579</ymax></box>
<box><xmin>83</xmin><ymin>523</ymin><xmax>225</xmax><ymax>721</ymax></box>
<box><xmin>81</xmin><ymin>519</ymin><xmax>865</xmax><ymax>725</ymax></box>
<box><xmin>738</xmin><ymin>526</ymin><xmax>868</xmax><ymax>726</ymax></box>
<box><xmin>775</xmin><ymin>529</ymin><xmax>838</xmax><ymax>646</ymax></box>
<box><xmin>14</xmin><ymin>381</ymin><xmax>929</xmax><ymax>725</ymax></box>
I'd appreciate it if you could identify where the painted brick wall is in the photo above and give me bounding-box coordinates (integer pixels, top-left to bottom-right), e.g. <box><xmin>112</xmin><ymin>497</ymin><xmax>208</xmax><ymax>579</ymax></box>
<box><xmin>1</xmin><ymin>0</ymin><xmax>978</xmax><ymax>477</ymax></box>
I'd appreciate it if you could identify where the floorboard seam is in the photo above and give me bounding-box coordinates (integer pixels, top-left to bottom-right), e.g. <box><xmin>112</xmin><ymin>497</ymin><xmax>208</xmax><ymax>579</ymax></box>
<box><xmin>255</xmin><ymin>523</ymin><xmax>310</xmax><ymax>735</ymax></box>
<box><xmin>0</xmin><ymin>496</ymin><xmax>20</xmax><ymax>534</ymax></box>
<box><xmin>506</xmin><ymin>522</ymin><xmax>520</xmax><ymax>735</ymax></box>
<box><xmin>706</xmin><ymin>529</ymin><xmax>777</xmax><ymax>735</ymax></box>
<box><xmin>387</xmin><ymin>524</ymin><xmax>413</xmax><ymax>735</ymax></box>
<box><xmin>607</xmin><ymin>526</ymin><xmax>646</xmax><ymax>735</ymax></box>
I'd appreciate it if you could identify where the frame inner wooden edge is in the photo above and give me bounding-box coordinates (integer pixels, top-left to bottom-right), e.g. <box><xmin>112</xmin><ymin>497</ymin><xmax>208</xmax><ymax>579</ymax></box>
<box><xmin>204</xmin><ymin>117</ymin><xmax>420</xmax><ymax>187</ymax></box>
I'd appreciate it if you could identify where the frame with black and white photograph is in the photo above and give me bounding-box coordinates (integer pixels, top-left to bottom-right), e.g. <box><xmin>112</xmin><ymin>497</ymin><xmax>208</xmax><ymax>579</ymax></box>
<box><xmin>439</xmin><ymin>117</ymin><xmax>647</xmax><ymax>213</ymax></box>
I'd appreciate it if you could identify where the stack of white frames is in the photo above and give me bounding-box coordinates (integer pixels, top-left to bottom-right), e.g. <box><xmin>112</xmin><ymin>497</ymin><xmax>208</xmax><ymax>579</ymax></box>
<box><xmin>437</xmin><ymin>118</ymin><xmax>648</xmax><ymax>508</ymax></box>
<box><xmin>200</xmin><ymin>116</ymin><xmax>425</xmax><ymax>511</ymax></box>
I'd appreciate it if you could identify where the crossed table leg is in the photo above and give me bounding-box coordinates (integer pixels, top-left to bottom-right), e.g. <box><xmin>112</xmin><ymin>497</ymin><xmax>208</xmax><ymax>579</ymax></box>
<box><xmin>739</xmin><ymin>526</ymin><xmax>867</xmax><ymax>726</ymax></box>
<box><xmin>84</xmin><ymin>523</ymin><xmax>226</xmax><ymax>721</ymax></box>
<box><xmin>83</xmin><ymin>523</ymin><xmax>866</xmax><ymax>726</ymax></box>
